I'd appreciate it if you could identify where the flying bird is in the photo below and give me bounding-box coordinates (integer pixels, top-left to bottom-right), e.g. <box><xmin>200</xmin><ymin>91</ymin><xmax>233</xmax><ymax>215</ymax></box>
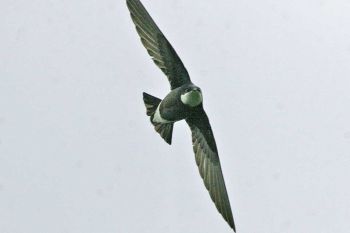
<box><xmin>126</xmin><ymin>0</ymin><xmax>236</xmax><ymax>231</ymax></box>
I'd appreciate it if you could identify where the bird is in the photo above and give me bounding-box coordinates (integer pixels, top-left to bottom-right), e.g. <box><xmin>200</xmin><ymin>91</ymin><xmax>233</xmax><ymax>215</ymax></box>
<box><xmin>126</xmin><ymin>0</ymin><xmax>236</xmax><ymax>231</ymax></box>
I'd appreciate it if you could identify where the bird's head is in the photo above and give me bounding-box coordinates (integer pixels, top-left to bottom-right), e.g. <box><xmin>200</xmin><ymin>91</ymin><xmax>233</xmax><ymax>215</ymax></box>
<box><xmin>181</xmin><ymin>86</ymin><xmax>203</xmax><ymax>107</ymax></box>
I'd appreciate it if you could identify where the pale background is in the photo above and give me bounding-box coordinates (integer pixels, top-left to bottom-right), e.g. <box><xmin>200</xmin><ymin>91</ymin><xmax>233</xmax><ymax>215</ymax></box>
<box><xmin>1</xmin><ymin>0</ymin><xmax>350</xmax><ymax>232</ymax></box>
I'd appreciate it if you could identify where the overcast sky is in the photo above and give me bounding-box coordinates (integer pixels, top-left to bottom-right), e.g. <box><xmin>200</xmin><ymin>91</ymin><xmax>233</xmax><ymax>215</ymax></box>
<box><xmin>1</xmin><ymin>0</ymin><xmax>350</xmax><ymax>232</ymax></box>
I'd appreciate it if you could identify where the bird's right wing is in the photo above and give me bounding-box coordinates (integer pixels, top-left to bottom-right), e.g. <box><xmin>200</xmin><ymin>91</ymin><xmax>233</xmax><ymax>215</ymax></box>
<box><xmin>186</xmin><ymin>107</ymin><xmax>236</xmax><ymax>231</ymax></box>
<box><xmin>126</xmin><ymin>0</ymin><xmax>191</xmax><ymax>89</ymax></box>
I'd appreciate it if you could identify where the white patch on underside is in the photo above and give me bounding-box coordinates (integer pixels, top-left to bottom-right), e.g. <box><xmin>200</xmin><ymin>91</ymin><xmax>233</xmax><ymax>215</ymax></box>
<box><xmin>181</xmin><ymin>90</ymin><xmax>203</xmax><ymax>107</ymax></box>
<box><xmin>153</xmin><ymin>104</ymin><xmax>171</xmax><ymax>123</ymax></box>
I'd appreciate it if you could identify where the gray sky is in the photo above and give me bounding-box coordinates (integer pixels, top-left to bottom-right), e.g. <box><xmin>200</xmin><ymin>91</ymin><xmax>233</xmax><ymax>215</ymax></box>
<box><xmin>1</xmin><ymin>0</ymin><xmax>350</xmax><ymax>232</ymax></box>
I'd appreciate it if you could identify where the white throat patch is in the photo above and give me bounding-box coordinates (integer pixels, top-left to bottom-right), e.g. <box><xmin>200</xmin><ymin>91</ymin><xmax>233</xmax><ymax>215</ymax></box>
<box><xmin>181</xmin><ymin>90</ymin><xmax>203</xmax><ymax>107</ymax></box>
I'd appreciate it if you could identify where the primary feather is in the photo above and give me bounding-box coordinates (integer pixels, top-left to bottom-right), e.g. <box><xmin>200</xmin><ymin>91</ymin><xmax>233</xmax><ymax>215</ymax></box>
<box><xmin>126</xmin><ymin>0</ymin><xmax>191</xmax><ymax>89</ymax></box>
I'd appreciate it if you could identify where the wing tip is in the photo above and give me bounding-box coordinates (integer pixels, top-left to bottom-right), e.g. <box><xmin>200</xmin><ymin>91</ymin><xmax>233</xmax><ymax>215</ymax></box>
<box><xmin>229</xmin><ymin>218</ymin><xmax>236</xmax><ymax>232</ymax></box>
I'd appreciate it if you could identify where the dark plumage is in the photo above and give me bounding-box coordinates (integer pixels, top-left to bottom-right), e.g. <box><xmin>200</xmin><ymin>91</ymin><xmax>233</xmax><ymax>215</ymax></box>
<box><xmin>126</xmin><ymin>0</ymin><xmax>236</xmax><ymax>231</ymax></box>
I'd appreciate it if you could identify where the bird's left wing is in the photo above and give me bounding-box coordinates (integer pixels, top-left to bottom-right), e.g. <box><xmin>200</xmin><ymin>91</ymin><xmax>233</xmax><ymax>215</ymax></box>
<box><xmin>186</xmin><ymin>107</ymin><xmax>236</xmax><ymax>231</ymax></box>
<box><xmin>126</xmin><ymin>0</ymin><xmax>191</xmax><ymax>90</ymax></box>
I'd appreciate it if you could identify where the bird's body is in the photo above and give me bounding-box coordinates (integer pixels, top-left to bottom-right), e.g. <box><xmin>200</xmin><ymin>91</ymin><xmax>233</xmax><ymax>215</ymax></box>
<box><xmin>126</xmin><ymin>0</ymin><xmax>236</xmax><ymax>231</ymax></box>
<box><xmin>152</xmin><ymin>84</ymin><xmax>202</xmax><ymax>124</ymax></box>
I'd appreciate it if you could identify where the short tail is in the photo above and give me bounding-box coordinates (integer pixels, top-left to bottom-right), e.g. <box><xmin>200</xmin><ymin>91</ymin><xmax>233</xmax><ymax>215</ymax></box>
<box><xmin>143</xmin><ymin>92</ymin><xmax>174</xmax><ymax>145</ymax></box>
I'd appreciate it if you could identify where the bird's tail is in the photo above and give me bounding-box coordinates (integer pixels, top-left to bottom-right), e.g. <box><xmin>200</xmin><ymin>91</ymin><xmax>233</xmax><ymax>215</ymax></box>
<box><xmin>142</xmin><ymin>92</ymin><xmax>174</xmax><ymax>145</ymax></box>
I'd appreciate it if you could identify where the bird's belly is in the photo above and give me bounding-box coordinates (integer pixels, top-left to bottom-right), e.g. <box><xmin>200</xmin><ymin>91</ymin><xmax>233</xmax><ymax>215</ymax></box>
<box><xmin>152</xmin><ymin>99</ymin><xmax>187</xmax><ymax>123</ymax></box>
<box><xmin>153</xmin><ymin>105</ymin><xmax>173</xmax><ymax>123</ymax></box>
